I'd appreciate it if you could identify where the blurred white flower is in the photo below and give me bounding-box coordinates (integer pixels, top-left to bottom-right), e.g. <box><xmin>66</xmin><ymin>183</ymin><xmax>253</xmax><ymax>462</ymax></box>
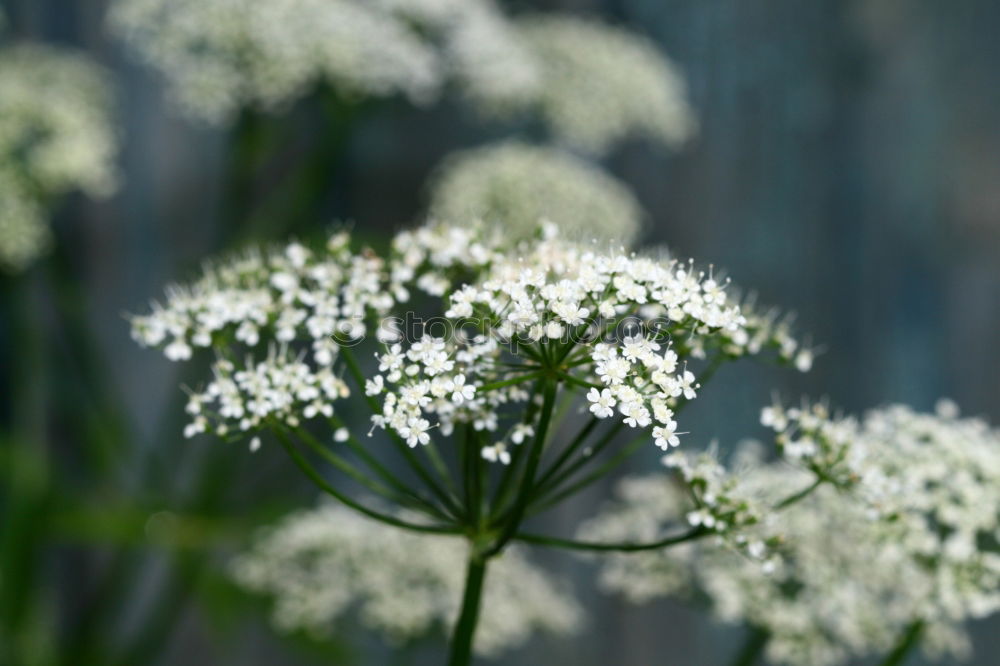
<box><xmin>0</xmin><ymin>44</ymin><xmax>118</xmax><ymax>272</ymax></box>
<box><xmin>513</xmin><ymin>16</ymin><xmax>697</xmax><ymax>155</ymax></box>
<box><xmin>586</xmin><ymin>403</ymin><xmax>1000</xmax><ymax>666</ymax></box>
<box><xmin>427</xmin><ymin>141</ymin><xmax>642</xmax><ymax>243</ymax></box>
<box><xmin>109</xmin><ymin>0</ymin><xmax>536</xmax><ymax>124</ymax></box>
<box><xmin>109</xmin><ymin>0</ymin><xmax>695</xmax><ymax>159</ymax></box>
<box><xmin>232</xmin><ymin>503</ymin><xmax>582</xmax><ymax>656</ymax></box>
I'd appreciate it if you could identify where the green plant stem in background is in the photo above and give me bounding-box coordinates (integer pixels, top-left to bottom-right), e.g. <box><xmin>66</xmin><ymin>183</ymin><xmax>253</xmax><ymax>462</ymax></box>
<box><xmin>0</xmin><ymin>277</ymin><xmax>54</xmax><ymax>666</ymax></box>
<box><xmin>879</xmin><ymin>620</ymin><xmax>924</xmax><ymax>666</ymax></box>
<box><xmin>729</xmin><ymin>627</ymin><xmax>769</xmax><ymax>666</ymax></box>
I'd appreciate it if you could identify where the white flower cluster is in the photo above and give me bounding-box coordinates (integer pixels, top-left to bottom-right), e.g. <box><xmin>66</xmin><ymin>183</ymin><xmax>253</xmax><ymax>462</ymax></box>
<box><xmin>0</xmin><ymin>44</ymin><xmax>118</xmax><ymax>271</ymax></box>
<box><xmin>232</xmin><ymin>503</ymin><xmax>582</xmax><ymax>656</ymax></box>
<box><xmin>427</xmin><ymin>141</ymin><xmax>642</xmax><ymax>243</ymax></box>
<box><xmin>109</xmin><ymin>0</ymin><xmax>536</xmax><ymax>123</ymax></box>
<box><xmin>130</xmin><ymin>234</ymin><xmax>389</xmax><ymax>436</ymax></box>
<box><xmin>760</xmin><ymin>401</ymin><xmax>863</xmax><ymax>489</ymax></box>
<box><xmin>369</xmin><ymin>224</ymin><xmax>806</xmax><ymax>459</ymax></box>
<box><xmin>588</xmin><ymin>402</ymin><xmax>1000</xmax><ymax>666</ymax></box>
<box><xmin>109</xmin><ymin>0</ymin><xmax>694</xmax><ymax>157</ymax></box>
<box><xmin>513</xmin><ymin>16</ymin><xmax>696</xmax><ymax>155</ymax></box>
<box><xmin>578</xmin><ymin>447</ymin><xmax>778</xmax><ymax>600</ymax></box>
<box><xmin>133</xmin><ymin>222</ymin><xmax>806</xmax><ymax>454</ymax></box>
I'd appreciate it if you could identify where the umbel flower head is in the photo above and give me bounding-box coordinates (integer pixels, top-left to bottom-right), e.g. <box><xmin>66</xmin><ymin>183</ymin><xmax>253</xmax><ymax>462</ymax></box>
<box><xmin>132</xmin><ymin>217</ymin><xmax>811</xmax><ymax>663</ymax></box>
<box><xmin>427</xmin><ymin>141</ymin><xmax>642</xmax><ymax>244</ymax></box>
<box><xmin>0</xmin><ymin>43</ymin><xmax>118</xmax><ymax>272</ymax></box>
<box><xmin>232</xmin><ymin>503</ymin><xmax>582</xmax><ymax>656</ymax></box>
<box><xmin>130</xmin><ymin>221</ymin><xmax>806</xmax><ymax>452</ymax></box>
<box><xmin>586</xmin><ymin>401</ymin><xmax>1000</xmax><ymax>666</ymax></box>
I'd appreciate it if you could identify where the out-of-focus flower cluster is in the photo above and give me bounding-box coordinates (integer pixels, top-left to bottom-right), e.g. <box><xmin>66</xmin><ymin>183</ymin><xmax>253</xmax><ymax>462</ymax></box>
<box><xmin>232</xmin><ymin>503</ymin><xmax>582</xmax><ymax>656</ymax></box>
<box><xmin>0</xmin><ymin>44</ymin><xmax>118</xmax><ymax>271</ymax></box>
<box><xmin>514</xmin><ymin>16</ymin><xmax>696</xmax><ymax>154</ymax></box>
<box><xmin>427</xmin><ymin>141</ymin><xmax>642</xmax><ymax>243</ymax></box>
<box><xmin>586</xmin><ymin>401</ymin><xmax>1000</xmax><ymax>665</ymax></box>
<box><xmin>131</xmin><ymin>222</ymin><xmax>808</xmax><ymax>460</ymax></box>
<box><xmin>109</xmin><ymin>0</ymin><xmax>694</xmax><ymax>156</ymax></box>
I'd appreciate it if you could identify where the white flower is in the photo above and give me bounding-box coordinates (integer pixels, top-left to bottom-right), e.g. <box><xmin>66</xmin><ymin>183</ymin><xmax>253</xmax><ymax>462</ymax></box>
<box><xmin>510</xmin><ymin>423</ymin><xmax>534</xmax><ymax>445</ymax></box>
<box><xmin>0</xmin><ymin>45</ymin><xmax>118</xmax><ymax>272</ymax></box>
<box><xmin>365</xmin><ymin>375</ymin><xmax>385</xmax><ymax>396</ymax></box>
<box><xmin>587</xmin><ymin>388</ymin><xmax>616</xmax><ymax>419</ymax></box>
<box><xmin>400</xmin><ymin>417</ymin><xmax>432</xmax><ymax>447</ymax></box>
<box><xmin>232</xmin><ymin>504</ymin><xmax>582</xmax><ymax>656</ymax></box>
<box><xmin>427</xmin><ymin>141</ymin><xmax>642</xmax><ymax>243</ymax></box>
<box><xmin>448</xmin><ymin>374</ymin><xmax>476</xmax><ymax>404</ymax></box>
<box><xmin>481</xmin><ymin>442</ymin><xmax>511</xmax><ymax>465</ymax></box>
<box><xmin>652</xmin><ymin>423</ymin><xmax>680</xmax><ymax>450</ymax></box>
<box><xmin>588</xmin><ymin>403</ymin><xmax>1000</xmax><ymax>666</ymax></box>
<box><xmin>513</xmin><ymin>15</ymin><xmax>696</xmax><ymax>155</ymax></box>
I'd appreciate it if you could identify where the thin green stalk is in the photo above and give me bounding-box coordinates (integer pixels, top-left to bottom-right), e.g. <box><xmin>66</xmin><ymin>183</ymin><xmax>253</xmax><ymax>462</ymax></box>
<box><xmin>879</xmin><ymin>620</ymin><xmax>924</xmax><ymax>666</ymax></box>
<box><xmin>482</xmin><ymin>381</ymin><xmax>558</xmax><ymax>558</ymax></box>
<box><xmin>773</xmin><ymin>478</ymin><xmax>823</xmax><ymax>511</ymax></box>
<box><xmin>293</xmin><ymin>427</ymin><xmax>449</xmax><ymax>521</ymax></box>
<box><xmin>514</xmin><ymin>525</ymin><xmax>709</xmax><ymax>552</ymax></box>
<box><xmin>462</xmin><ymin>425</ymin><xmax>479</xmax><ymax>527</ymax></box>
<box><xmin>730</xmin><ymin>628</ymin><xmax>769</xmax><ymax>666</ymax></box>
<box><xmin>478</xmin><ymin>371</ymin><xmax>545</xmax><ymax>392</ymax></box>
<box><xmin>555</xmin><ymin>371</ymin><xmax>601</xmax><ymax>390</ymax></box>
<box><xmin>488</xmin><ymin>380</ymin><xmax>543</xmax><ymax>519</ymax></box>
<box><xmin>531</xmin><ymin>416</ymin><xmax>600</xmax><ymax>493</ymax></box>
<box><xmin>424</xmin><ymin>440</ymin><xmax>460</xmax><ymax>498</ymax></box>
<box><xmin>447</xmin><ymin>557</ymin><xmax>488</xmax><ymax>666</ymax></box>
<box><xmin>526</xmin><ymin>422</ymin><xmax>628</xmax><ymax>513</ymax></box>
<box><xmin>327</xmin><ymin>414</ymin><xmax>421</xmax><ymax>499</ymax></box>
<box><xmin>275</xmin><ymin>429</ymin><xmax>456</xmax><ymax>535</ymax></box>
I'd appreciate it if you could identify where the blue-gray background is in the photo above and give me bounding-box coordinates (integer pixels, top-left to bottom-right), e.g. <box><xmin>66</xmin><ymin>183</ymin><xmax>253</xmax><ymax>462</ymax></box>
<box><xmin>3</xmin><ymin>0</ymin><xmax>998</xmax><ymax>664</ymax></box>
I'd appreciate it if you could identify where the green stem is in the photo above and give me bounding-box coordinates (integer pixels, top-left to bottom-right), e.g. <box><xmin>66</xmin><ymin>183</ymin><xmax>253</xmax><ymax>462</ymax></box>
<box><xmin>447</xmin><ymin>556</ymin><xmax>488</xmax><ymax>666</ymax></box>
<box><xmin>514</xmin><ymin>525</ymin><xmax>710</xmax><ymax>552</ymax></box>
<box><xmin>326</xmin><ymin>414</ymin><xmax>422</xmax><ymax>500</ymax></box>
<box><xmin>275</xmin><ymin>429</ymin><xmax>456</xmax><ymax>535</ymax></box>
<box><xmin>879</xmin><ymin>620</ymin><xmax>924</xmax><ymax>666</ymax></box>
<box><xmin>294</xmin><ymin>427</ymin><xmax>449</xmax><ymax>521</ymax></box>
<box><xmin>532</xmin><ymin>416</ymin><xmax>600</xmax><ymax>494</ymax></box>
<box><xmin>730</xmin><ymin>627</ymin><xmax>769</xmax><ymax>666</ymax></box>
<box><xmin>773</xmin><ymin>478</ymin><xmax>823</xmax><ymax>511</ymax></box>
<box><xmin>478</xmin><ymin>371</ymin><xmax>545</xmax><ymax>392</ymax></box>
<box><xmin>482</xmin><ymin>381</ymin><xmax>557</xmax><ymax>558</ymax></box>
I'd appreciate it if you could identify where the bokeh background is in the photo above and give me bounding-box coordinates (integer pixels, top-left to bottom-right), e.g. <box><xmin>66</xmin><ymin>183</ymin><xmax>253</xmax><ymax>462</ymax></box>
<box><xmin>1</xmin><ymin>0</ymin><xmax>999</xmax><ymax>664</ymax></box>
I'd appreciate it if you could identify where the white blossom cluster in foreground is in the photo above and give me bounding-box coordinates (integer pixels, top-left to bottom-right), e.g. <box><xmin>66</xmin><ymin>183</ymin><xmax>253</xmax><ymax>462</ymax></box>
<box><xmin>109</xmin><ymin>0</ymin><xmax>694</xmax><ymax>155</ymax></box>
<box><xmin>0</xmin><ymin>44</ymin><xmax>118</xmax><ymax>271</ymax></box>
<box><xmin>427</xmin><ymin>142</ymin><xmax>642</xmax><ymax>243</ymax></box>
<box><xmin>131</xmin><ymin>222</ymin><xmax>808</xmax><ymax>458</ymax></box>
<box><xmin>584</xmin><ymin>402</ymin><xmax>1000</xmax><ymax>665</ymax></box>
<box><xmin>232</xmin><ymin>503</ymin><xmax>582</xmax><ymax>656</ymax></box>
